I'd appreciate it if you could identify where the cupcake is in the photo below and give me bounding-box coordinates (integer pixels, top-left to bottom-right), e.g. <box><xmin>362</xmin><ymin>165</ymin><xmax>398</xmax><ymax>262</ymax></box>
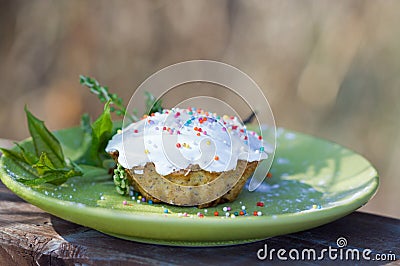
<box><xmin>106</xmin><ymin>108</ymin><xmax>269</xmax><ymax>208</ymax></box>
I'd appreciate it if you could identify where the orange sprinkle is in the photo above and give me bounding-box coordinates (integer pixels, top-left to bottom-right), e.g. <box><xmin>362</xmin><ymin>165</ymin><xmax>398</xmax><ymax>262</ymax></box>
<box><xmin>214</xmin><ymin>156</ymin><xmax>219</xmax><ymax>161</ymax></box>
<box><xmin>267</xmin><ymin>172</ymin><xmax>272</xmax><ymax>178</ymax></box>
<box><xmin>197</xmin><ymin>133</ymin><xmax>201</xmax><ymax>136</ymax></box>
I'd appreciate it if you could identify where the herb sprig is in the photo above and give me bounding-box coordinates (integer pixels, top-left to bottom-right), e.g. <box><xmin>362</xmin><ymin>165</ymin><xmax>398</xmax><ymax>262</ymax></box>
<box><xmin>0</xmin><ymin>108</ymin><xmax>83</xmax><ymax>185</ymax></box>
<box><xmin>1</xmin><ymin>76</ymin><xmax>164</xmax><ymax>187</ymax></box>
<box><xmin>80</xmin><ymin>75</ymin><xmax>138</xmax><ymax>122</ymax></box>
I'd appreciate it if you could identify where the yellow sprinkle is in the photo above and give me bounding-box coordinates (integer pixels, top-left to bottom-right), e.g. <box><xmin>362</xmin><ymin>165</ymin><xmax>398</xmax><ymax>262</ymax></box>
<box><xmin>206</xmin><ymin>140</ymin><xmax>211</xmax><ymax>145</ymax></box>
<box><xmin>312</xmin><ymin>204</ymin><xmax>317</xmax><ymax>209</ymax></box>
<box><xmin>138</xmin><ymin>196</ymin><xmax>142</xmax><ymax>200</ymax></box>
<box><xmin>117</xmin><ymin>129</ymin><xmax>122</xmax><ymax>134</ymax></box>
<box><xmin>144</xmin><ymin>149</ymin><xmax>150</xmax><ymax>154</ymax></box>
<box><xmin>223</xmin><ymin>115</ymin><xmax>229</xmax><ymax>120</ymax></box>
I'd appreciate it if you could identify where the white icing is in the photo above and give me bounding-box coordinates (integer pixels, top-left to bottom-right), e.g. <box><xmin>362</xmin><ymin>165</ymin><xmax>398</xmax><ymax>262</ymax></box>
<box><xmin>105</xmin><ymin>108</ymin><xmax>269</xmax><ymax>175</ymax></box>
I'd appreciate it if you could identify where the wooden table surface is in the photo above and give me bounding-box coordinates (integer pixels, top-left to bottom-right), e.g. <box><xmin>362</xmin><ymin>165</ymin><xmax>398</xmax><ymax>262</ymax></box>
<box><xmin>0</xmin><ymin>139</ymin><xmax>399</xmax><ymax>265</ymax></box>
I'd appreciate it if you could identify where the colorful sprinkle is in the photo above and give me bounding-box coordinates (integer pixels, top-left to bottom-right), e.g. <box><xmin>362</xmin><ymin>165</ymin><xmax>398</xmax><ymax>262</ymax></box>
<box><xmin>214</xmin><ymin>156</ymin><xmax>219</xmax><ymax>161</ymax></box>
<box><xmin>176</xmin><ymin>143</ymin><xmax>181</xmax><ymax>148</ymax></box>
<box><xmin>214</xmin><ymin>211</ymin><xmax>219</xmax><ymax>216</ymax></box>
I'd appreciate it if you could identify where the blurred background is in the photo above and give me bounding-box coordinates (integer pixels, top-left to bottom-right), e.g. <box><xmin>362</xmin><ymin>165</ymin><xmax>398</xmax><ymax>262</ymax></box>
<box><xmin>0</xmin><ymin>1</ymin><xmax>398</xmax><ymax>218</ymax></box>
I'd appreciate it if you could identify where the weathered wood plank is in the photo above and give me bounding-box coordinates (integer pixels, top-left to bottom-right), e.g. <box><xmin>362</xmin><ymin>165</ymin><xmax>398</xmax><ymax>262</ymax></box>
<box><xmin>0</xmin><ymin>181</ymin><xmax>399</xmax><ymax>265</ymax></box>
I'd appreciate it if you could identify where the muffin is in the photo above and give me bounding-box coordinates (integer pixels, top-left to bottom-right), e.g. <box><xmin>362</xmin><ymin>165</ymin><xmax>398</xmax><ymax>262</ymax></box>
<box><xmin>106</xmin><ymin>108</ymin><xmax>269</xmax><ymax>208</ymax></box>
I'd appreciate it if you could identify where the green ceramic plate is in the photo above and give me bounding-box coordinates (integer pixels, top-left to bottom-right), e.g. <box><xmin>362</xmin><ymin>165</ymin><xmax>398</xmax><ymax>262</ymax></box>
<box><xmin>0</xmin><ymin>127</ymin><xmax>379</xmax><ymax>246</ymax></box>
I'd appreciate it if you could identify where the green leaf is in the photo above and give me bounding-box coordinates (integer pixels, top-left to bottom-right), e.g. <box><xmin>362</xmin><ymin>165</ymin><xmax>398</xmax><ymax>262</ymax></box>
<box><xmin>83</xmin><ymin>101</ymin><xmax>113</xmax><ymax>166</ymax></box>
<box><xmin>0</xmin><ymin>148</ymin><xmax>39</xmax><ymax>179</ymax></box>
<box><xmin>80</xmin><ymin>113</ymin><xmax>92</xmax><ymax>135</ymax></box>
<box><xmin>19</xmin><ymin>168</ymin><xmax>82</xmax><ymax>186</ymax></box>
<box><xmin>145</xmin><ymin>91</ymin><xmax>163</xmax><ymax>115</ymax></box>
<box><xmin>32</xmin><ymin>152</ymin><xmax>55</xmax><ymax>176</ymax></box>
<box><xmin>15</xmin><ymin>143</ymin><xmax>38</xmax><ymax>165</ymax></box>
<box><xmin>25</xmin><ymin>106</ymin><xmax>65</xmax><ymax>168</ymax></box>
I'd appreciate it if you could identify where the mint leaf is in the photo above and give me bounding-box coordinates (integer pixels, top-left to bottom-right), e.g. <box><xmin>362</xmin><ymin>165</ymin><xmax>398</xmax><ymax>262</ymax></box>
<box><xmin>19</xmin><ymin>168</ymin><xmax>82</xmax><ymax>186</ymax></box>
<box><xmin>145</xmin><ymin>91</ymin><xmax>163</xmax><ymax>115</ymax></box>
<box><xmin>0</xmin><ymin>148</ymin><xmax>39</xmax><ymax>179</ymax></box>
<box><xmin>81</xmin><ymin>101</ymin><xmax>113</xmax><ymax>166</ymax></box>
<box><xmin>32</xmin><ymin>152</ymin><xmax>55</xmax><ymax>176</ymax></box>
<box><xmin>80</xmin><ymin>113</ymin><xmax>92</xmax><ymax>135</ymax></box>
<box><xmin>15</xmin><ymin>142</ymin><xmax>38</xmax><ymax>165</ymax></box>
<box><xmin>25</xmin><ymin>106</ymin><xmax>65</xmax><ymax>168</ymax></box>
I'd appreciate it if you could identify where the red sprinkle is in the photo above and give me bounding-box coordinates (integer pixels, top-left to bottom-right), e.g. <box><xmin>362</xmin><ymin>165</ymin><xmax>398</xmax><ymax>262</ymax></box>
<box><xmin>232</xmin><ymin>125</ymin><xmax>238</xmax><ymax>130</ymax></box>
<box><xmin>256</xmin><ymin>202</ymin><xmax>265</xmax><ymax>207</ymax></box>
<box><xmin>258</xmin><ymin>135</ymin><xmax>263</xmax><ymax>140</ymax></box>
<box><xmin>134</xmin><ymin>129</ymin><xmax>139</xmax><ymax>133</ymax></box>
<box><xmin>198</xmin><ymin>128</ymin><xmax>202</xmax><ymax>132</ymax></box>
<box><xmin>239</xmin><ymin>211</ymin><xmax>244</xmax><ymax>216</ymax></box>
<box><xmin>176</xmin><ymin>143</ymin><xmax>181</xmax><ymax>148</ymax></box>
<box><xmin>199</xmin><ymin>213</ymin><xmax>204</xmax><ymax>218</ymax></box>
<box><xmin>253</xmin><ymin>211</ymin><xmax>258</xmax><ymax>216</ymax></box>
<box><xmin>214</xmin><ymin>211</ymin><xmax>219</xmax><ymax>216</ymax></box>
<box><xmin>267</xmin><ymin>172</ymin><xmax>273</xmax><ymax>178</ymax></box>
<box><xmin>163</xmin><ymin>126</ymin><xmax>167</xmax><ymax>130</ymax></box>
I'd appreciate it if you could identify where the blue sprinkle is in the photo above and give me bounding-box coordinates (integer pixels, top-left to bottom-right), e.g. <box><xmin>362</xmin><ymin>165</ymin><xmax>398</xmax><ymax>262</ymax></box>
<box><xmin>260</xmin><ymin>147</ymin><xmax>265</xmax><ymax>152</ymax></box>
<box><xmin>164</xmin><ymin>209</ymin><xmax>169</xmax><ymax>214</ymax></box>
<box><xmin>148</xmin><ymin>200</ymin><xmax>153</xmax><ymax>204</ymax></box>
